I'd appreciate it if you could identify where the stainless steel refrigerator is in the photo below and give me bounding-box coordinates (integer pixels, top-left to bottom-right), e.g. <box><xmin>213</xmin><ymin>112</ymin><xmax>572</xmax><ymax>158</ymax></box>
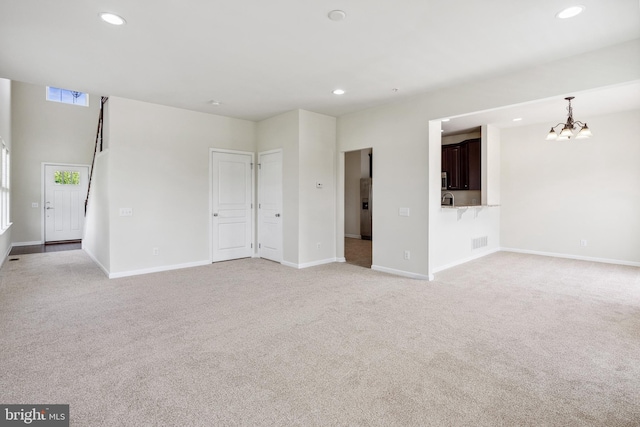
<box><xmin>360</xmin><ymin>178</ymin><xmax>372</xmax><ymax>240</ymax></box>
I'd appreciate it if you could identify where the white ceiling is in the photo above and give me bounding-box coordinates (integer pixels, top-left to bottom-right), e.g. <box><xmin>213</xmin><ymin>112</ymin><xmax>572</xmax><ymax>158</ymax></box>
<box><xmin>1</xmin><ymin>0</ymin><xmax>639</xmax><ymax>123</ymax></box>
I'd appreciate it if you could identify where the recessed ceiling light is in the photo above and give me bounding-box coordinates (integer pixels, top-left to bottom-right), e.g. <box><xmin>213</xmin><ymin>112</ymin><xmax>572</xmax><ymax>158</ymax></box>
<box><xmin>99</xmin><ymin>12</ymin><xmax>126</xmax><ymax>25</ymax></box>
<box><xmin>513</xmin><ymin>117</ymin><xmax>523</xmax><ymax>122</ymax></box>
<box><xmin>328</xmin><ymin>10</ymin><xmax>346</xmax><ymax>21</ymax></box>
<box><xmin>332</xmin><ymin>89</ymin><xmax>345</xmax><ymax>95</ymax></box>
<box><xmin>556</xmin><ymin>5</ymin><xmax>585</xmax><ymax>19</ymax></box>
<box><xmin>209</xmin><ymin>100</ymin><xmax>221</xmax><ymax>106</ymax></box>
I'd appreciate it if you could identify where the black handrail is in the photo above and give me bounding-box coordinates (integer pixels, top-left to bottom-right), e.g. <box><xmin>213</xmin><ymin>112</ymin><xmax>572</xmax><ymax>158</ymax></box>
<box><xmin>85</xmin><ymin>96</ymin><xmax>108</xmax><ymax>215</ymax></box>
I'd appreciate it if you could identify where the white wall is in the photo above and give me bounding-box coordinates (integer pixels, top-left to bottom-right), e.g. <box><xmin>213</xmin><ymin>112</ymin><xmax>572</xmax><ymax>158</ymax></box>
<box><xmin>83</xmin><ymin>150</ymin><xmax>110</xmax><ymax>273</ymax></box>
<box><xmin>501</xmin><ymin>109</ymin><xmax>640</xmax><ymax>265</ymax></box>
<box><xmin>257</xmin><ymin>109</ymin><xmax>337</xmax><ymax>267</ymax></box>
<box><xmin>338</xmin><ymin>98</ymin><xmax>431</xmax><ymax>279</ymax></box>
<box><xmin>257</xmin><ymin>110</ymin><xmax>300</xmax><ymax>265</ymax></box>
<box><xmin>10</xmin><ymin>81</ymin><xmax>99</xmax><ymax>244</ymax></box>
<box><xmin>100</xmin><ymin>97</ymin><xmax>256</xmax><ymax>276</ymax></box>
<box><xmin>0</xmin><ymin>78</ymin><xmax>12</xmax><ymax>261</ymax></box>
<box><xmin>298</xmin><ymin>110</ymin><xmax>336</xmax><ymax>265</ymax></box>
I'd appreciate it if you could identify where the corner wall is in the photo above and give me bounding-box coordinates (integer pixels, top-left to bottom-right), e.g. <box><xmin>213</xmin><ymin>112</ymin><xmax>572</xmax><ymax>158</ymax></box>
<box><xmin>500</xmin><ymin>109</ymin><xmax>640</xmax><ymax>265</ymax></box>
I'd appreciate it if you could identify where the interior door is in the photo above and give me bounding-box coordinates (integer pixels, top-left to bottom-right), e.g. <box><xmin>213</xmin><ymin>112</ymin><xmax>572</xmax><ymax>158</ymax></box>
<box><xmin>211</xmin><ymin>150</ymin><xmax>254</xmax><ymax>262</ymax></box>
<box><xmin>44</xmin><ymin>164</ymin><xmax>89</xmax><ymax>242</ymax></box>
<box><xmin>258</xmin><ymin>150</ymin><xmax>282</xmax><ymax>262</ymax></box>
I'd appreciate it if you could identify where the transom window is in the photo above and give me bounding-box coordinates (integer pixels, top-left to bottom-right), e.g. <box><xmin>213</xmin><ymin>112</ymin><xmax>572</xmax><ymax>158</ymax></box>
<box><xmin>46</xmin><ymin>86</ymin><xmax>89</xmax><ymax>106</ymax></box>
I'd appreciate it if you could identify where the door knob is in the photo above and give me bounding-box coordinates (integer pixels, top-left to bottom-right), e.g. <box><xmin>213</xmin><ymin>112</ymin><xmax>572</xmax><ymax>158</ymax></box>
<box><xmin>213</xmin><ymin>213</ymin><xmax>218</xmax><ymax>217</ymax></box>
<box><xmin>46</xmin><ymin>206</ymin><xmax>54</xmax><ymax>210</ymax></box>
<box><xmin>275</xmin><ymin>213</ymin><xmax>280</xmax><ymax>217</ymax></box>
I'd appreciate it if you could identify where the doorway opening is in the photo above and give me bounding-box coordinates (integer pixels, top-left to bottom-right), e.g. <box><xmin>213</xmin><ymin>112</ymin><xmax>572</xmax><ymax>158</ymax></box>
<box><xmin>344</xmin><ymin>148</ymin><xmax>372</xmax><ymax>268</ymax></box>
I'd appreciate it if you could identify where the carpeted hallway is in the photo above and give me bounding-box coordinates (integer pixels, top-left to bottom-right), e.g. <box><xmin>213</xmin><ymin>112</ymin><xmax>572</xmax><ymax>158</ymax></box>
<box><xmin>1</xmin><ymin>250</ymin><xmax>639</xmax><ymax>426</ymax></box>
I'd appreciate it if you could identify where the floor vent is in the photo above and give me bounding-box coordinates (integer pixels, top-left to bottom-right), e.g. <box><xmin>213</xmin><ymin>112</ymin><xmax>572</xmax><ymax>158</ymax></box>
<box><xmin>472</xmin><ymin>236</ymin><xmax>488</xmax><ymax>250</ymax></box>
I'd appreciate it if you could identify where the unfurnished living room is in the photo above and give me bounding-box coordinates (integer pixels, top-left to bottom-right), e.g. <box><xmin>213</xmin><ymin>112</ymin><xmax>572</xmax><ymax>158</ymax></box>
<box><xmin>1</xmin><ymin>1</ymin><xmax>639</xmax><ymax>426</ymax></box>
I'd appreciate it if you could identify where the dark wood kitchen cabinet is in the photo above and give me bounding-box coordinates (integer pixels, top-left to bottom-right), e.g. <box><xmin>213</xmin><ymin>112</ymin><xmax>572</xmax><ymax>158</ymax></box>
<box><xmin>442</xmin><ymin>138</ymin><xmax>480</xmax><ymax>191</ymax></box>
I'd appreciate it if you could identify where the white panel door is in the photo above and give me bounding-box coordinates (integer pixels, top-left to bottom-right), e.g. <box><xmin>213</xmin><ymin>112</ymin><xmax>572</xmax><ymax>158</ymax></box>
<box><xmin>211</xmin><ymin>151</ymin><xmax>253</xmax><ymax>262</ymax></box>
<box><xmin>258</xmin><ymin>150</ymin><xmax>282</xmax><ymax>262</ymax></box>
<box><xmin>44</xmin><ymin>164</ymin><xmax>89</xmax><ymax>242</ymax></box>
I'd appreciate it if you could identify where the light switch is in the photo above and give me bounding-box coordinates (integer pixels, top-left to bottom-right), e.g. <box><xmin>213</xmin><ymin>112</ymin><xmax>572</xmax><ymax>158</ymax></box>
<box><xmin>399</xmin><ymin>207</ymin><xmax>410</xmax><ymax>217</ymax></box>
<box><xmin>32</xmin><ymin>202</ymin><xmax>39</xmax><ymax>208</ymax></box>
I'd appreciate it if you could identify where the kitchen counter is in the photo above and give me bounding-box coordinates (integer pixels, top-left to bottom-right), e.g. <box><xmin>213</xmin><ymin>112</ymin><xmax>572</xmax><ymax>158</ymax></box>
<box><xmin>440</xmin><ymin>204</ymin><xmax>500</xmax><ymax>220</ymax></box>
<box><xmin>440</xmin><ymin>204</ymin><xmax>500</xmax><ymax>209</ymax></box>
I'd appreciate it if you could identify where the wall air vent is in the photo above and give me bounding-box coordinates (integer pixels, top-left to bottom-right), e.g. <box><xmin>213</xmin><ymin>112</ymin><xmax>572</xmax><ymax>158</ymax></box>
<box><xmin>472</xmin><ymin>236</ymin><xmax>488</xmax><ymax>250</ymax></box>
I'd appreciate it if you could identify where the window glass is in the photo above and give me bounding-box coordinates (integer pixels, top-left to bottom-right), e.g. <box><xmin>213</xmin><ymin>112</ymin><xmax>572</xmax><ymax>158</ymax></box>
<box><xmin>54</xmin><ymin>171</ymin><xmax>80</xmax><ymax>185</ymax></box>
<box><xmin>46</xmin><ymin>86</ymin><xmax>89</xmax><ymax>106</ymax></box>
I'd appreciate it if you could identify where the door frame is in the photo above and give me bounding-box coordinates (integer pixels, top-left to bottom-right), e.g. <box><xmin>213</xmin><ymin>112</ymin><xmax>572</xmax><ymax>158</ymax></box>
<box><xmin>41</xmin><ymin>162</ymin><xmax>90</xmax><ymax>244</ymax></box>
<box><xmin>209</xmin><ymin>148</ymin><xmax>255</xmax><ymax>263</ymax></box>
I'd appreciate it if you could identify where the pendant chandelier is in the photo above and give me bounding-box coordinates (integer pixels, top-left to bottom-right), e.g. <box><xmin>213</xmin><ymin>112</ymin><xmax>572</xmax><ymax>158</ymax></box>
<box><xmin>545</xmin><ymin>96</ymin><xmax>592</xmax><ymax>140</ymax></box>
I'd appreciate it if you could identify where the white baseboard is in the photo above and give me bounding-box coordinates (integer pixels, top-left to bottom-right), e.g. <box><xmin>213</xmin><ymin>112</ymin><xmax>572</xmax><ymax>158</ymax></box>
<box><xmin>500</xmin><ymin>247</ymin><xmax>640</xmax><ymax>267</ymax></box>
<box><xmin>83</xmin><ymin>248</ymin><xmax>110</xmax><ymax>278</ymax></box>
<box><xmin>336</xmin><ymin>257</ymin><xmax>346</xmax><ymax>263</ymax></box>
<box><xmin>12</xmin><ymin>241</ymin><xmax>42</xmax><ymax>247</ymax></box>
<box><xmin>431</xmin><ymin>247</ymin><xmax>501</xmax><ymax>274</ymax></box>
<box><xmin>345</xmin><ymin>234</ymin><xmax>361</xmax><ymax>239</ymax></box>
<box><xmin>371</xmin><ymin>264</ymin><xmax>432</xmax><ymax>281</ymax></box>
<box><xmin>0</xmin><ymin>243</ymin><xmax>12</xmax><ymax>269</ymax></box>
<box><xmin>108</xmin><ymin>260</ymin><xmax>211</xmax><ymax>279</ymax></box>
<box><xmin>281</xmin><ymin>258</ymin><xmax>338</xmax><ymax>269</ymax></box>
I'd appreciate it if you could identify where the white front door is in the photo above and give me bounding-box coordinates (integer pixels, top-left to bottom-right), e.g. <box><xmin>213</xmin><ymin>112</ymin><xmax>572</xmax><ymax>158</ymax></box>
<box><xmin>44</xmin><ymin>164</ymin><xmax>89</xmax><ymax>242</ymax></box>
<box><xmin>211</xmin><ymin>150</ymin><xmax>254</xmax><ymax>262</ymax></box>
<box><xmin>258</xmin><ymin>150</ymin><xmax>283</xmax><ymax>262</ymax></box>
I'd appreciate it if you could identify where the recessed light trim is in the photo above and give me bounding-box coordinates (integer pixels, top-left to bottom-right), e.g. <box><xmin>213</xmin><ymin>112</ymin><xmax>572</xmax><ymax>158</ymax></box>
<box><xmin>99</xmin><ymin>12</ymin><xmax>126</xmax><ymax>25</ymax></box>
<box><xmin>332</xmin><ymin>89</ymin><xmax>345</xmax><ymax>95</ymax></box>
<box><xmin>209</xmin><ymin>100</ymin><xmax>221</xmax><ymax>106</ymax></box>
<box><xmin>512</xmin><ymin>118</ymin><xmax>523</xmax><ymax>122</ymax></box>
<box><xmin>556</xmin><ymin>5</ymin><xmax>585</xmax><ymax>19</ymax></box>
<box><xmin>441</xmin><ymin>118</ymin><xmax>450</xmax><ymax>122</ymax></box>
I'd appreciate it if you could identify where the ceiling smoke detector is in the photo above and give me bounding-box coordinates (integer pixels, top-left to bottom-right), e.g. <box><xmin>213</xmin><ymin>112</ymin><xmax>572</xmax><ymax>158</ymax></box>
<box><xmin>328</xmin><ymin>10</ymin><xmax>346</xmax><ymax>21</ymax></box>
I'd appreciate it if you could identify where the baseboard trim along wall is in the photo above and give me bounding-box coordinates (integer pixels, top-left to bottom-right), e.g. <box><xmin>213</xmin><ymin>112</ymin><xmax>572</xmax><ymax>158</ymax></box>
<box><xmin>432</xmin><ymin>248</ymin><xmax>502</xmax><ymax>275</ymax></box>
<box><xmin>501</xmin><ymin>247</ymin><xmax>640</xmax><ymax>268</ymax></box>
<box><xmin>372</xmin><ymin>264</ymin><xmax>433</xmax><ymax>281</ymax></box>
<box><xmin>345</xmin><ymin>234</ymin><xmax>361</xmax><ymax>239</ymax></box>
<box><xmin>12</xmin><ymin>241</ymin><xmax>43</xmax><ymax>247</ymax></box>
<box><xmin>108</xmin><ymin>260</ymin><xmax>212</xmax><ymax>279</ymax></box>
<box><xmin>83</xmin><ymin>248</ymin><xmax>110</xmax><ymax>278</ymax></box>
<box><xmin>282</xmin><ymin>258</ymin><xmax>338</xmax><ymax>269</ymax></box>
<box><xmin>83</xmin><ymin>248</ymin><xmax>213</xmax><ymax>279</ymax></box>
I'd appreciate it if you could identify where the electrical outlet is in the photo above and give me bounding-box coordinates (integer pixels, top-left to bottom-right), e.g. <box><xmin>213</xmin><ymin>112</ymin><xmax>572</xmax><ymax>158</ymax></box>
<box><xmin>152</xmin><ymin>247</ymin><xmax>159</xmax><ymax>256</ymax></box>
<box><xmin>119</xmin><ymin>208</ymin><xmax>133</xmax><ymax>217</ymax></box>
<box><xmin>404</xmin><ymin>250</ymin><xmax>410</xmax><ymax>260</ymax></box>
<box><xmin>32</xmin><ymin>202</ymin><xmax>39</xmax><ymax>208</ymax></box>
<box><xmin>317</xmin><ymin>242</ymin><xmax>321</xmax><ymax>249</ymax></box>
<box><xmin>580</xmin><ymin>239</ymin><xmax>587</xmax><ymax>247</ymax></box>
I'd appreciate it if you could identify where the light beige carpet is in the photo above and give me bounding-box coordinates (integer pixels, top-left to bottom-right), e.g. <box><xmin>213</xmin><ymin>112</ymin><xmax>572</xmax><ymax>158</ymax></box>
<box><xmin>1</xmin><ymin>251</ymin><xmax>639</xmax><ymax>426</ymax></box>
